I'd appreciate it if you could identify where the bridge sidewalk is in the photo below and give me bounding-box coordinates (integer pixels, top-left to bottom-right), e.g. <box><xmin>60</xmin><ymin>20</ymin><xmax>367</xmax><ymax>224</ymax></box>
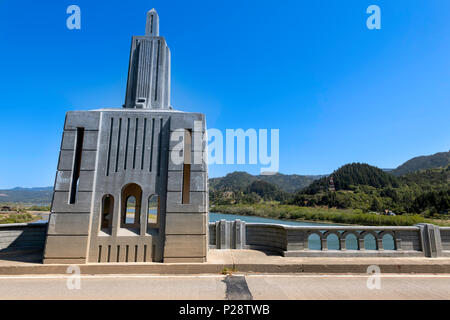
<box><xmin>1</xmin><ymin>250</ymin><xmax>450</xmax><ymax>275</ymax></box>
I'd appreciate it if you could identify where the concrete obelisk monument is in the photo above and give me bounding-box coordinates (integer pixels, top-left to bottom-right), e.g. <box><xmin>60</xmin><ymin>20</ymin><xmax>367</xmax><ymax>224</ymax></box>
<box><xmin>43</xmin><ymin>9</ymin><xmax>208</xmax><ymax>264</ymax></box>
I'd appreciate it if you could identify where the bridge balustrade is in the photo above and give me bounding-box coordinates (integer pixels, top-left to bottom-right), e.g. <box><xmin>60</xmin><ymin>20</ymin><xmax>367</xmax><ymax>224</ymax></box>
<box><xmin>209</xmin><ymin>220</ymin><xmax>448</xmax><ymax>258</ymax></box>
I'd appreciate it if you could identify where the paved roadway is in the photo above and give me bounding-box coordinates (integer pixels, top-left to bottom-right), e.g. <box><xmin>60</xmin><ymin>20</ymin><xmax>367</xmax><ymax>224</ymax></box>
<box><xmin>0</xmin><ymin>274</ymin><xmax>449</xmax><ymax>299</ymax></box>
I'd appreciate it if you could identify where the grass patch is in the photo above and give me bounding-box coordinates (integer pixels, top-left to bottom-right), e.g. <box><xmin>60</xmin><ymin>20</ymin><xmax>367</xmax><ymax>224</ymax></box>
<box><xmin>0</xmin><ymin>213</ymin><xmax>36</xmax><ymax>224</ymax></box>
<box><xmin>26</xmin><ymin>205</ymin><xmax>50</xmax><ymax>211</ymax></box>
<box><xmin>211</xmin><ymin>203</ymin><xmax>427</xmax><ymax>226</ymax></box>
<box><xmin>221</xmin><ymin>267</ymin><xmax>238</xmax><ymax>275</ymax></box>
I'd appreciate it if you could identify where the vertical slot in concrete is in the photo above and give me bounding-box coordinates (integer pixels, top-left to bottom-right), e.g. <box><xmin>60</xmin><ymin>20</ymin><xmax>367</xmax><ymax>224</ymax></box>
<box><xmin>106</xmin><ymin>118</ymin><xmax>114</xmax><ymax>176</ymax></box>
<box><xmin>133</xmin><ymin>118</ymin><xmax>139</xmax><ymax>169</ymax></box>
<box><xmin>154</xmin><ymin>40</ymin><xmax>161</xmax><ymax>101</ymax></box>
<box><xmin>69</xmin><ymin>127</ymin><xmax>84</xmax><ymax>204</ymax></box>
<box><xmin>182</xmin><ymin>129</ymin><xmax>192</xmax><ymax>204</ymax></box>
<box><xmin>115</xmin><ymin>118</ymin><xmax>122</xmax><ymax>172</ymax></box>
<box><xmin>141</xmin><ymin>118</ymin><xmax>147</xmax><ymax>170</ymax></box>
<box><xmin>149</xmin><ymin>118</ymin><xmax>155</xmax><ymax>171</ymax></box>
<box><xmin>124</xmin><ymin>118</ymin><xmax>130</xmax><ymax>170</ymax></box>
<box><xmin>98</xmin><ymin>246</ymin><xmax>102</xmax><ymax>263</ymax></box>
<box><xmin>157</xmin><ymin>118</ymin><xmax>163</xmax><ymax>176</ymax></box>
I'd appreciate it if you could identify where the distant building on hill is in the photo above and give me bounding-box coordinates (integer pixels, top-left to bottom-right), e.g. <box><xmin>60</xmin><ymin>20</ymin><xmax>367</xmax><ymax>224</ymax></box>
<box><xmin>328</xmin><ymin>176</ymin><xmax>336</xmax><ymax>192</ymax></box>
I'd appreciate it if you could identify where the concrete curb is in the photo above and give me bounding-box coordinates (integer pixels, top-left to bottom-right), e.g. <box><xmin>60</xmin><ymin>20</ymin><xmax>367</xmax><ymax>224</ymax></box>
<box><xmin>1</xmin><ymin>262</ymin><xmax>450</xmax><ymax>275</ymax></box>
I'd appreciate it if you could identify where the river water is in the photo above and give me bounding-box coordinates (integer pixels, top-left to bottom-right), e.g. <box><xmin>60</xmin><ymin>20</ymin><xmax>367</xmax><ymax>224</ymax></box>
<box><xmin>209</xmin><ymin>212</ymin><xmax>335</xmax><ymax>226</ymax></box>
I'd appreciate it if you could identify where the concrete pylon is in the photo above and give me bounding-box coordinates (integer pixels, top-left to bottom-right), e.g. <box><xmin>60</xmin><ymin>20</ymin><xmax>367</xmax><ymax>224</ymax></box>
<box><xmin>43</xmin><ymin>9</ymin><xmax>208</xmax><ymax>264</ymax></box>
<box><xmin>124</xmin><ymin>8</ymin><xmax>171</xmax><ymax>110</ymax></box>
<box><xmin>145</xmin><ymin>9</ymin><xmax>159</xmax><ymax>36</ymax></box>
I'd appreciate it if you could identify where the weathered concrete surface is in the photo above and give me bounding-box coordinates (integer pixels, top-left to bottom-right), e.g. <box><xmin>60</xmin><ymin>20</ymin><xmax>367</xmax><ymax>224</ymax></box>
<box><xmin>0</xmin><ymin>275</ymin><xmax>227</xmax><ymax>300</ymax></box>
<box><xmin>246</xmin><ymin>274</ymin><xmax>450</xmax><ymax>300</ymax></box>
<box><xmin>0</xmin><ymin>274</ymin><xmax>449</xmax><ymax>299</ymax></box>
<box><xmin>1</xmin><ymin>250</ymin><xmax>450</xmax><ymax>275</ymax></box>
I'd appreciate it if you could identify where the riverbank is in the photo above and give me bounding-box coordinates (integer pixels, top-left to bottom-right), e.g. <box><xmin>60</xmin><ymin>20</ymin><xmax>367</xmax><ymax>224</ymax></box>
<box><xmin>210</xmin><ymin>204</ymin><xmax>427</xmax><ymax>226</ymax></box>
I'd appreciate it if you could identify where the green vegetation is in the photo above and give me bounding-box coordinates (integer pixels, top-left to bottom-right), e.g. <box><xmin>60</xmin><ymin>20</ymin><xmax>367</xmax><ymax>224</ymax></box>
<box><xmin>210</xmin><ymin>153</ymin><xmax>449</xmax><ymax>226</ymax></box>
<box><xmin>0</xmin><ymin>213</ymin><xmax>36</xmax><ymax>224</ymax></box>
<box><xmin>209</xmin><ymin>171</ymin><xmax>323</xmax><ymax>193</ymax></box>
<box><xmin>221</xmin><ymin>267</ymin><xmax>238</xmax><ymax>275</ymax></box>
<box><xmin>391</xmin><ymin>150</ymin><xmax>450</xmax><ymax>176</ymax></box>
<box><xmin>302</xmin><ymin>163</ymin><xmax>399</xmax><ymax>194</ymax></box>
<box><xmin>210</xmin><ymin>177</ymin><xmax>293</xmax><ymax>204</ymax></box>
<box><xmin>26</xmin><ymin>205</ymin><xmax>51</xmax><ymax>211</ymax></box>
<box><xmin>211</xmin><ymin>164</ymin><xmax>449</xmax><ymax>219</ymax></box>
<box><xmin>211</xmin><ymin>203</ymin><xmax>425</xmax><ymax>226</ymax></box>
<box><xmin>290</xmin><ymin>164</ymin><xmax>449</xmax><ymax>217</ymax></box>
<box><xmin>0</xmin><ymin>187</ymin><xmax>52</xmax><ymax>204</ymax></box>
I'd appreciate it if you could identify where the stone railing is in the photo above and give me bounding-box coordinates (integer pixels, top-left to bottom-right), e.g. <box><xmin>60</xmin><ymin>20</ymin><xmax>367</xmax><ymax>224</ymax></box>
<box><xmin>439</xmin><ymin>227</ymin><xmax>450</xmax><ymax>257</ymax></box>
<box><xmin>0</xmin><ymin>222</ymin><xmax>48</xmax><ymax>256</ymax></box>
<box><xmin>209</xmin><ymin>220</ymin><xmax>450</xmax><ymax>258</ymax></box>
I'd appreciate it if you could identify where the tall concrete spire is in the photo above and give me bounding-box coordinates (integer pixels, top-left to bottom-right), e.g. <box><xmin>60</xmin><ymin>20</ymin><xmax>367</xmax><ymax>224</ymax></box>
<box><xmin>124</xmin><ymin>9</ymin><xmax>171</xmax><ymax>110</ymax></box>
<box><xmin>145</xmin><ymin>9</ymin><xmax>159</xmax><ymax>36</ymax></box>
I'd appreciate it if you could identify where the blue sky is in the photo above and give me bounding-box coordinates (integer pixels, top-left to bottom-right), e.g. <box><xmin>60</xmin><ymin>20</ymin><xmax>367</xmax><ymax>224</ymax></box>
<box><xmin>0</xmin><ymin>0</ymin><xmax>449</xmax><ymax>188</ymax></box>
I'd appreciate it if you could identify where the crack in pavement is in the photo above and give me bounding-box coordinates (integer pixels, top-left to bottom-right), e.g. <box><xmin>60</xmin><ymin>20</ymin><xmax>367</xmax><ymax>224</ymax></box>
<box><xmin>223</xmin><ymin>275</ymin><xmax>253</xmax><ymax>300</ymax></box>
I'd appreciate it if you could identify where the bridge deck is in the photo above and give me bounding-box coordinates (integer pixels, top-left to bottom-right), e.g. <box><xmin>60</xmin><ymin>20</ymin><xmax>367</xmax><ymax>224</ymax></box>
<box><xmin>1</xmin><ymin>249</ymin><xmax>450</xmax><ymax>275</ymax></box>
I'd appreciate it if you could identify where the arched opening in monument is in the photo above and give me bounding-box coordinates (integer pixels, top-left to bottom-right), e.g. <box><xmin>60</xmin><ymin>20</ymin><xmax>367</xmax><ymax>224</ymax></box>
<box><xmin>364</xmin><ymin>233</ymin><xmax>377</xmax><ymax>250</ymax></box>
<box><xmin>382</xmin><ymin>233</ymin><xmax>395</xmax><ymax>250</ymax></box>
<box><xmin>147</xmin><ymin>194</ymin><xmax>159</xmax><ymax>228</ymax></box>
<box><xmin>307</xmin><ymin>233</ymin><xmax>321</xmax><ymax>250</ymax></box>
<box><xmin>101</xmin><ymin>194</ymin><xmax>114</xmax><ymax>233</ymax></box>
<box><xmin>326</xmin><ymin>233</ymin><xmax>340</xmax><ymax>250</ymax></box>
<box><xmin>345</xmin><ymin>233</ymin><xmax>358</xmax><ymax>250</ymax></box>
<box><xmin>126</xmin><ymin>196</ymin><xmax>137</xmax><ymax>224</ymax></box>
<box><xmin>121</xmin><ymin>183</ymin><xmax>142</xmax><ymax>232</ymax></box>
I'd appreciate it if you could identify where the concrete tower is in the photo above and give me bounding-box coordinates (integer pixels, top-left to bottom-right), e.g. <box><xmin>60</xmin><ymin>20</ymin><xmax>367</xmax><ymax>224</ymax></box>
<box><xmin>43</xmin><ymin>9</ymin><xmax>208</xmax><ymax>264</ymax></box>
<box><xmin>124</xmin><ymin>9</ymin><xmax>171</xmax><ymax>110</ymax></box>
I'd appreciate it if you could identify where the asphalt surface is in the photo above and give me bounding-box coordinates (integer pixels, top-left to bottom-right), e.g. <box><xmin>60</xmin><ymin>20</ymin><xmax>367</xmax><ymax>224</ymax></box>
<box><xmin>0</xmin><ymin>274</ymin><xmax>449</xmax><ymax>299</ymax></box>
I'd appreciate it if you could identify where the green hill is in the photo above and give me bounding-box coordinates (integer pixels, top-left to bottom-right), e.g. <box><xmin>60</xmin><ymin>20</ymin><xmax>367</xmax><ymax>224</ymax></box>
<box><xmin>209</xmin><ymin>172</ymin><xmax>323</xmax><ymax>193</ymax></box>
<box><xmin>0</xmin><ymin>187</ymin><xmax>53</xmax><ymax>204</ymax></box>
<box><xmin>245</xmin><ymin>180</ymin><xmax>290</xmax><ymax>201</ymax></box>
<box><xmin>302</xmin><ymin>163</ymin><xmax>399</xmax><ymax>195</ymax></box>
<box><xmin>400</xmin><ymin>165</ymin><xmax>450</xmax><ymax>188</ymax></box>
<box><xmin>258</xmin><ymin>173</ymin><xmax>325</xmax><ymax>193</ymax></box>
<box><xmin>391</xmin><ymin>151</ymin><xmax>450</xmax><ymax>176</ymax></box>
<box><xmin>292</xmin><ymin>163</ymin><xmax>449</xmax><ymax>215</ymax></box>
<box><xmin>209</xmin><ymin>172</ymin><xmax>256</xmax><ymax>191</ymax></box>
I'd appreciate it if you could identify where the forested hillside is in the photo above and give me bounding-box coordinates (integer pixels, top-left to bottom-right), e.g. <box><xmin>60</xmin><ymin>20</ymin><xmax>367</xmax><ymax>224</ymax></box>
<box><xmin>0</xmin><ymin>187</ymin><xmax>52</xmax><ymax>204</ymax></box>
<box><xmin>301</xmin><ymin>163</ymin><xmax>399</xmax><ymax>194</ymax></box>
<box><xmin>290</xmin><ymin>164</ymin><xmax>450</xmax><ymax>216</ymax></box>
<box><xmin>209</xmin><ymin>172</ymin><xmax>322</xmax><ymax>193</ymax></box>
<box><xmin>391</xmin><ymin>151</ymin><xmax>450</xmax><ymax>176</ymax></box>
